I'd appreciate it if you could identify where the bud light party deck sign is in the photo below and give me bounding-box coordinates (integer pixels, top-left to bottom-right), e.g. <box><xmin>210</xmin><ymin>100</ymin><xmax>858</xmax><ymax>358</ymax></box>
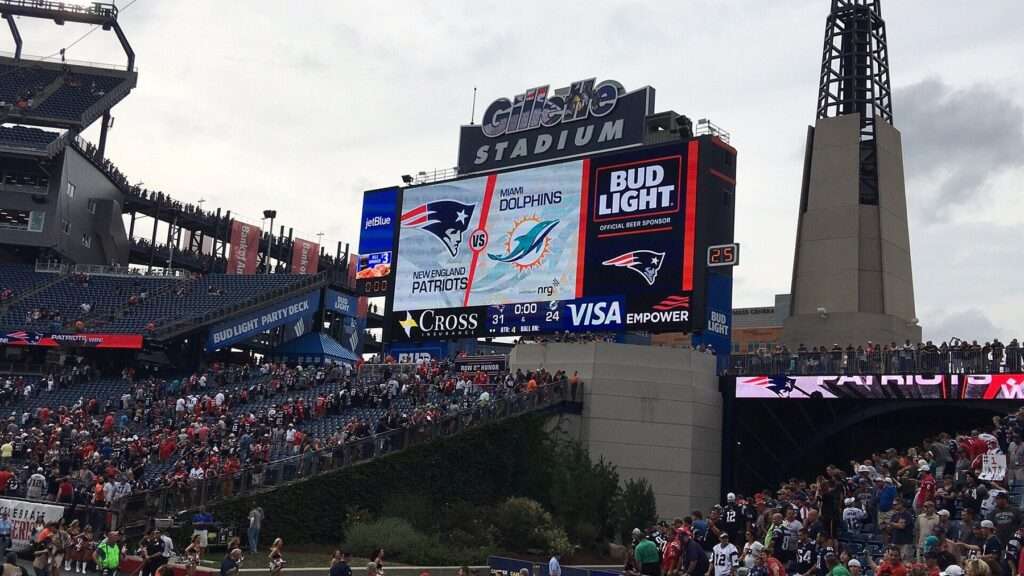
<box><xmin>735</xmin><ymin>374</ymin><xmax>1024</xmax><ymax>400</ymax></box>
<box><xmin>206</xmin><ymin>291</ymin><xmax>321</xmax><ymax>351</ymax></box>
<box><xmin>391</xmin><ymin>140</ymin><xmax>707</xmax><ymax>340</ymax></box>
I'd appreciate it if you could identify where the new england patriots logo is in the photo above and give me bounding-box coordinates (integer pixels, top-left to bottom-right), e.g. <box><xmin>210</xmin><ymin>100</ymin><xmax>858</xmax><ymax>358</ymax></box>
<box><xmin>487</xmin><ymin>219</ymin><xmax>559</xmax><ymax>263</ymax></box>
<box><xmin>401</xmin><ymin>200</ymin><xmax>476</xmax><ymax>258</ymax></box>
<box><xmin>602</xmin><ymin>250</ymin><xmax>665</xmax><ymax>286</ymax></box>
<box><xmin>5</xmin><ymin>330</ymin><xmax>42</xmax><ymax>344</ymax></box>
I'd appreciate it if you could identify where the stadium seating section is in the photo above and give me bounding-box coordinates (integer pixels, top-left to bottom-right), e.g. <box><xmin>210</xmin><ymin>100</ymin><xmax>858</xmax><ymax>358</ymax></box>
<box><xmin>0</xmin><ymin>61</ymin><xmax>134</xmax><ymax>124</ymax></box>
<box><xmin>0</xmin><ymin>125</ymin><xmax>61</xmax><ymax>151</ymax></box>
<box><xmin>0</xmin><ymin>265</ymin><xmax>317</xmax><ymax>334</ymax></box>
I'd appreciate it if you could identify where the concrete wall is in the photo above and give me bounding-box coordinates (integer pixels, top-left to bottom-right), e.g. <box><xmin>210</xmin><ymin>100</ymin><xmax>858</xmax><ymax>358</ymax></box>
<box><xmin>510</xmin><ymin>342</ymin><xmax>721</xmax><ymax>518</ymax></box>
<box><xmin>784</xmin><ymin>115</ymin><xmax>920</xmax><ymax>346</ymax></box>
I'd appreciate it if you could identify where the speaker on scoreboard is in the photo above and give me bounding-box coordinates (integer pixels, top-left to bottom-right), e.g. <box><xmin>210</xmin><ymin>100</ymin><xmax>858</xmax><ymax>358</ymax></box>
<box><xmin>673</xmin><ymin>115</ymin><xmax>693</xmax><ymax>139</ymax></box>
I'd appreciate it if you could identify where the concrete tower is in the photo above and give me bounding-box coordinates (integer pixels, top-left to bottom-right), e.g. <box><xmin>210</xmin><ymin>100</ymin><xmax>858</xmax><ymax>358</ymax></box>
<box><xmin>783</xmin><ymin>0</ymin><xmax>922</xmax><ymax>347</ymax></box>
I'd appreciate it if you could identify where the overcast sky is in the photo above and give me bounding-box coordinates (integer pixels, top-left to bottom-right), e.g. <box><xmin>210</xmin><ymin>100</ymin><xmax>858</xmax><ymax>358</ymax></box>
<box><xmin>8</xmin><ymin>0</ymin><xmax>1024</xmax><ymax>342</ymax></box>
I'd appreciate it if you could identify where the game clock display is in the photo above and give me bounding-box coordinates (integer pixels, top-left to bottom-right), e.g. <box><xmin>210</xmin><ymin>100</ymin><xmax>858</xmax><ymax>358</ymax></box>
<box><xmin>485</xmin><ymin>300</ymin><xmax>562</xmax><ymax>335</ymax></box>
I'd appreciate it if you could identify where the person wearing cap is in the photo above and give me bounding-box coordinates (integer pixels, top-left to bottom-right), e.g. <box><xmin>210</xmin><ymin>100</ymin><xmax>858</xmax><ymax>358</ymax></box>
<box><xmin>94</xmin><ymin>531</ymin><xmax>120</xmax><ymax>576</ymax></box>
<box><xmin>939</xmin><ymin>564</ymin><xmax>964</xmax><ymax>576</ymax></box>
<box><xmin>847</xmin><ymin>559</ymin><xmax>862</xmax><ymax>576</ymax></box>
<box><xmin>981</xmin><ymin>519</ymin><xmax>1002</xmax><ymax>558</ymax></box>
<box><xmin>988</xmin><ymin>491</ymin><xmax>1021</xmax><ymax>547</ymax></box>
<box><xmin>708</xmin><ymin>532</ymin><xmax>739</xmax><ymax>576</ymax></box>
<box><xmin>878</xmin><ymin>478</ymin><xmax>898</xmax><ymax>528</ymax></box>
<box><xmin>26</xmin><ymin>466</ymin><xmax>46</xmax><ymax>500</ymax></box>
<box><xmin>918</xmin><ymin>501</ymin><xmax>940</xmax><ymax>559</ymax></box>
<box><xmin>680</xmin><ymin>529</ymin><xmax>710</xmax><ymax>576</ymax></box>
<box><xmin>634</xmin><ymin>530</ymin><xmax>660</xmax><ymax>576</ymax></box>
<box><xmin>842</xmin><ymin>499</ymin><xmax>866</xmax><ymax>535</ymax></box>
<box><xmin>916</xmin><ymin>464</ymin><xmax>937</xmax><ymax>512</ymax></box>
<box><xmin>138</xmin><ymin>530</ymin><xmax>164</xmax><ymax>576</ymax></box>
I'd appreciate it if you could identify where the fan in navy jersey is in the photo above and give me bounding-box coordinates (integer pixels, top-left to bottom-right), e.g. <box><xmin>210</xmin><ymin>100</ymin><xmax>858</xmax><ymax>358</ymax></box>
<box><xmin>795</xmin><ymin>529</ymin><xmax>817</xmax><ymax>576</ymax></box>
<box><xmin>813</xmin><ymin>533</ymin><xmax>834</xmax><ymax>576</ymax></box>
<box><xmin>723</xmin><ymin>494</ymin><xmax>745</xmax><ymax>544</ymax></box>
<box><xmin>1005</xmin><ymin>527</ymin><xmax>1024</xmax><ymax>576</ymax></box>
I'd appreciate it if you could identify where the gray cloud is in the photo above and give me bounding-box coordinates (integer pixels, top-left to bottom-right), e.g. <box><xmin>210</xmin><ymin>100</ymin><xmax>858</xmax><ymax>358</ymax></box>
<box><xmin>897</xmin><ymin>78</ymin><xmax>1024</xmax><ymax>220</ymax></box>
<box><xmin>924</xmin><ymin>308</ymin><xmax>1003</xmax><ymax>344</ymax></box>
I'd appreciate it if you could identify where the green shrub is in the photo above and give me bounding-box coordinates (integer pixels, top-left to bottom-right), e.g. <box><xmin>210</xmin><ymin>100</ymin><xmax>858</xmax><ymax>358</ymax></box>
<box><xmin>343</xmin><ymin>517</ymin><xmax>432</xmax><ymax>562</ymax></box>
<box><xmin>492</xmin><ymin>497</ymin><xmax>571</xmax><ymax>556</ymax></box>
<box><xmin>620</xmin><ymin>477</ymin><xmax>657</xmax><ymax>543</ymax></box>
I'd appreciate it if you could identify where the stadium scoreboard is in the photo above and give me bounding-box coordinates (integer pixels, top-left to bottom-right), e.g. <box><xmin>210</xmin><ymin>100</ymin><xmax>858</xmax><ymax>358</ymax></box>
<box><xmin>380</xmin><ymin>137</ymin><xmax>735</xmax><ymax>341</ymax></box>
<box><xmin>356</xmin><ymin>78</ymin><xmax>737</xmax><ymax>342</ymax></box>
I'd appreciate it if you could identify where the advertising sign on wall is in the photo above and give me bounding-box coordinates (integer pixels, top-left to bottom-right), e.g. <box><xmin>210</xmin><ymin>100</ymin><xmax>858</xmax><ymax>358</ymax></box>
<box><xmin>0</xmin><ymin>498</ymin><xmax>65</xmax><ymax>550</ymax></box>
<box><xmin>290</xmin><ymin>238</ymin><xmax>320</xmax><ymax>275</ymax></box>
<box><xmin>206</xmin><ymin>291</ymin><xmax>321</xmax><ymax>351</ymax></box>
<box><xmin>227</xmin><ymin>220</ymin><xmax>260</xmax><ymax>275</ymax></box>
<box><xmin>357</xmin><ymin>187</ymin><xmax>400</xmax><ymax>296</ymax></box>
<box><xmin>735</xmin><ymin>373</ymin><xmax>1024</xmax><ymax>400</ymax></box>
<box><xmin>0</xmin><ymin>331</ymin><xmax>143</xmax><ymax>349</ymax></box>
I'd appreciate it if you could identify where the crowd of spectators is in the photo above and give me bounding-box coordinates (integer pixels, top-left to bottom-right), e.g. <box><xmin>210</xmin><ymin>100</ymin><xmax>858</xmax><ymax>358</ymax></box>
<box><xmin>731</xmin><ymin>339</ymin><xmax>1023</xmax><ymax>376</ymax></box>
<box><xmin>625</xmin><ymin>409</ymin><xmax>1024</xmax><ymax>576</ymax></box>
<box><xmin>0</xmin><ymin>356</ymin><xmax>571</xmax><ymax>526</ymax></box>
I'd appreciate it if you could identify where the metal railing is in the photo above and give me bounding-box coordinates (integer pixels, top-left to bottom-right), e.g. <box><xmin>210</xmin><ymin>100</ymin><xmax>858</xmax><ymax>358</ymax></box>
<box><xmin>116</xmin><ymin>381</ymin><xmax>570</xmax><ymax>525</ymax></box>
<box><xmin>727</xmin><ymin>348</ymin><xmax>1023</xmax><ymax>376</ymax></box>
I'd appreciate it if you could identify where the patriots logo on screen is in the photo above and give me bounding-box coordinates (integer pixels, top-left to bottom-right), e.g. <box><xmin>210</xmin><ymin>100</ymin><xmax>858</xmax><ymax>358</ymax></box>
<box><xmin>401</xmin><ymin>200</ymin><xmax>476</xmax><ymax>258</ymax></box>
<box><xmin>602</xmin><ymin>250</ymin><xmax>665</xmax><ymax>286</ymax></box>
<box><xmin>747</xmin><ymin>375</ymin><xmax>798</xmax><ymax>397</ymax></box>
<box><xmin>5</xmin><ymin>330</ymin><xmax>41</xmax><ymax>344</ymax></box>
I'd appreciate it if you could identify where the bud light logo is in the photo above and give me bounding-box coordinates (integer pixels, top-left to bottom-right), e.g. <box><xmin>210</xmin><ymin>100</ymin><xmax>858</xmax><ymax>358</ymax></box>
<box><xmin>593</xmin><ymin>156</ymin><xmax>682</xmax><ymax>222</ymax></box>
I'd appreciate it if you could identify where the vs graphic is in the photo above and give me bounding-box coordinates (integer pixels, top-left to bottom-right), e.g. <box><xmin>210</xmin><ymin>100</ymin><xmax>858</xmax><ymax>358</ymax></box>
<box><xmin>401</xmin><ymin>200</ymin><xmax>477</xmax><ymax>258</ymax></box>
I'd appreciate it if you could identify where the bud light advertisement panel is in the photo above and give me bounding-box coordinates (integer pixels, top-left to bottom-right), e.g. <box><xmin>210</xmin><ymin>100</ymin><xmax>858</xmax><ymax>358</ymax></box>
<box><xmin>356</xmin><ymin>187</ymin><xmax>400</xmax><ymax>296</ymax></box>
<box><xmin>392</xmin><ymin>161</ymin><xmax>584</xmax><ymax>312</ymax></box>
<box><xmin>579</xmin><ymin>141</ymin><xmax>699</xmax><ymax>332</ymax></box>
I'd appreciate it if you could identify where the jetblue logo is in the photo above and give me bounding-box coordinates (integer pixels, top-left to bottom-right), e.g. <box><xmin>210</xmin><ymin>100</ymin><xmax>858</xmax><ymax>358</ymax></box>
<box><xmin>364</xmin><ymin>215</ymin><xmax>392</xmax><ymax>229</ymax></box>
<box><xmin>594</xmin><ymin>157</ymin><xmax>681</xmax><ymax>221</ymax></box>
<box><xmin>563</xmin><ymin>297</ymin><xmax>624</xmax><ymax>331</ymax></box>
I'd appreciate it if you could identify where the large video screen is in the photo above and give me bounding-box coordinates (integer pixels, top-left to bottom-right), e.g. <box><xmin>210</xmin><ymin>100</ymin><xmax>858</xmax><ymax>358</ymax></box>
<box><xmin>390</xmin><ymin>140</ymin><xmax>727</xmax><ymax>341</ymax></box>
<box><xmin>734</xmin><ymin>374</ymin><xmax>1024</xmax><ymax>400</ymax></box>
<box><xmin>356</xmin><ymin>187</ymin><xmax>400</xmax><ymax>296</ymax></box>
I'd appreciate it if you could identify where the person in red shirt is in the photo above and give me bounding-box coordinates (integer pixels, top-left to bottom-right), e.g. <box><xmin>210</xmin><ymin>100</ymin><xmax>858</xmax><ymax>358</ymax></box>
<box><xmin>662</xmin><ymin>530</ymin><xmax>682</xmax><ymax>575</ymax></box>
<box><xmin>0</xmin><ymin>467</ymin><xmax>13</xmax><ymax>495</ymax></box>
<box><xmin>102</xmin><ymin>413</ymin><xmax>114</xmax><ymax>434</ymax></box>
<box><xmin>870</xmin><ymin>546</ymin><xmax>908</xmax><ymax>576</ymax></box>
<box><xmin>57</xmin><ymin>477</ymin><xmax>74</xmax><ymax>503</ymax></box>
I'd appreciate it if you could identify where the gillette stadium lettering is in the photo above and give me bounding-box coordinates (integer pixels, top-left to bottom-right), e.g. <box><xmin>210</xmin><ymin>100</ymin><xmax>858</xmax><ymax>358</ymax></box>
<box><xmin>598</xmin><ymin>165</ymin><xmax>675</xmax><ymax>216</ymax></box>
<box><xmin>481</xmin><ymin>78</ymin><xmax>622</xmax><ymax>138</ymax></box>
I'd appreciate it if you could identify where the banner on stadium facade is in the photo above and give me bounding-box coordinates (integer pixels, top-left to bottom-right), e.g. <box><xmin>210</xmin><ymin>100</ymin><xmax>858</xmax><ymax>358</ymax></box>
<box><xmin>206</xmin><ymin>291</ymin><xmax>321</xmax><ymax>351</ymax></box>
<box><xmin>735</xmin><ymin>374</ymin><xmax>1024</xmax><ymax>400</ymax></box>
<box><xmin>325</xmin><ymin>288</ymin><xmax>357</xmax><ymax>317</ymax></box>
<box><xmin>455</xmin><ymin>354</ymin><xmax>508</xmax><ymax>374</ymax></box>
<box><xmin>0</xmin><ymin>331</ymin><xmax>143</xmax><ymax>349</ymax></box>
<box><xmin>980</xmin><ymin>454</ymin><xmax>1007</xmax><ymax>481</ymax></box>
<box><xmin>290</xmin><ymin>238</ymin><xmax>320</xmax><ymax>275</ymax></box>
<box><xmin>357</xmin><ymin>187</ymin><xmax>400</xmax><ymax>296</ymax></box>
<box><xmin>228</xmin><ymin>220</ymin><xmax>261</xmax><ymax>275</ymax></box>
<box><xmin>0</xmin><ymin>498</ymin><xmax>65</xmax><ymax>550</ymax></box>
<box><xmin>458</xmin><ymin>78</ymin><xmax>654</xmax><ymax>174</ymax></box>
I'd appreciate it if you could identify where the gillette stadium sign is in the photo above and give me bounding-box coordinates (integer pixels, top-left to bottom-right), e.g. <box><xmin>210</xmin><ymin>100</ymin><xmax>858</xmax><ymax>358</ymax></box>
<box><xmin>457</xmin><ymin>78</ymin><xmax>654</xmax><ymax>174</ymax></box>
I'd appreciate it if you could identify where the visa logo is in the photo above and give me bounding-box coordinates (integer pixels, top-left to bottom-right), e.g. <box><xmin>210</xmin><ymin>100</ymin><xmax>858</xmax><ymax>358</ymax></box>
<box><xmin>365</xmin><ymin>215</ymin><xmax>392</xmax><ymax>229</ymax></box>
<box><xmin>566</xmin><ymin>300</ymin><xmax>622</xmax><ymax>327</ymax></box>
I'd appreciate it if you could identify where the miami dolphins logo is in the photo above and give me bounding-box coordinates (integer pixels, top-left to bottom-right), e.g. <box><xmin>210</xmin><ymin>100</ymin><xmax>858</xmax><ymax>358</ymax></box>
<box><xmin>487</xmin><ymin>216</ymin><xmax>559</xmax><ymax>271</ymax></box>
